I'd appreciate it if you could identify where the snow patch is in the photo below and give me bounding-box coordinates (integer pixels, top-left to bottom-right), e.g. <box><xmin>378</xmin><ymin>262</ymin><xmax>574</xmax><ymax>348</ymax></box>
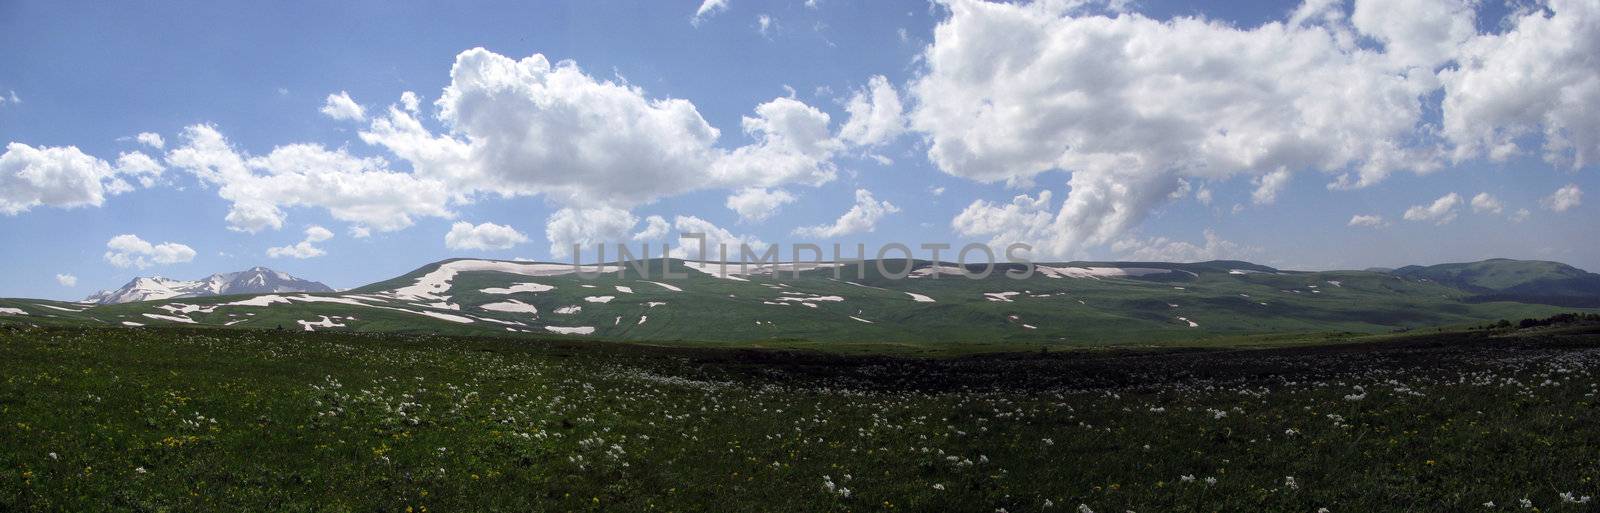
<box><xmin>298</xmin><ymin>316</ymin><xmax>346</xmax><ymax>331</ymax></box>
<box><xmin>481</xmin><ymin>282</ymin><xmax>555</xmax><ymax>294</ymax></box>
<box><xmin>479</xmin><ymin>299</ymin><xmax>539</xmax><ymax>315</ymax></box>
<box><xmin>641</xmin><ymin>280</ymin><xmax>683</xmax><ymax>292</ymax></box>
<box><xmin>545</xmin><ymin>326</ymin><xmax>595</xmax><ymax>335</ymax></box>
<box><xmin>983</xmin><ymin>291</ymin><xmax>1021</xmax><ymax>302</ymax></box>
<box><xmin>584</xmin><ymin>296</ymin><xmax>615</xmax><ymax>303</ymax></box>
<box><xmin>1037</xmin><ymin>266</ymin><xmax>1174</xmax><ymax>279</ymax></box>
<box><xmin>141</xmin><ymin>313</ymin><xmax>196</xmax><ymax>324</ymax></box>
<box><xmin>905</xmin><ymin>292</ymin><xmax>936</xmax><ymax>303</ymax></box>
<box><xmin>0</xmin><ymin>307</ymin><xmax>27</xmax><ymax>315</ymax></box>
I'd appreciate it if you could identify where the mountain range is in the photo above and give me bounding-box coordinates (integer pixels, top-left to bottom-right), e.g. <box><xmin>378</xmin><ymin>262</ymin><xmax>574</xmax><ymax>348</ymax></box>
<box><xmin>83</xmin><ymin>267</ymin><xmax>334</xmax><ymax>305</ymax></box>
<box><xmin>3</xmin><ymin>258</ymin><xmax>1597</xmax><ymax>348</ymax></box>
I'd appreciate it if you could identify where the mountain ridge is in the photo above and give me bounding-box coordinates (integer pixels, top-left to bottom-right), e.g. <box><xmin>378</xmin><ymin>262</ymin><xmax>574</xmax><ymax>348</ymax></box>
<box><xmin>84</xmin><ymin>266</ymin><xmax>334</xmax><ymax>305</ymax></box>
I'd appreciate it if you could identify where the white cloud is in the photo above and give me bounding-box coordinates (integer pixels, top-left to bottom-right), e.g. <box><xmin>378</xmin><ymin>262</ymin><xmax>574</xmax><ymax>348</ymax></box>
<box><xmin>1511</xmin><ymin>208</ymin><xmax>1532</xmax><ymax>222</ymax></box>
<box><xmin>0</xmin><ymin>143</ymin><xmax>130</xmax><ymax>215</ymax></box>
<box><xmin>445</xmin><ymin>221</ymin><xmax>529</xmax><ymax>251</ymax></box>
<box><xmin>267</xmin><ymin>225</ymin><xmax>335</xmax><ymax>259</ymax></box>
<box><xmin>135</xmin><ymin>132</ymin><xmax>165</xmax><ymax>149</ymax></box>
<box><xmin>544</xmin><ymin>206</ymin><xmax>638</xmax><ymax>258</ymax></box>
<box><xmin>950</xmin><ymin>171</ymin><xmax>1183</xmax><ymax>258</ymax></box>
<box><xmin>56</xmin><ymin>274</ymin><xmax>76</xmax><ymax>287</ymax></box>
<box><xmin>632</xmin><ymin>215</ymin><xmax>671</xmax><ymax>241</ymax></box>
<box><xmin>1441</xmin><ymin>0</ymin><xmax>1600</xmax><ymax>168</ymax></box>
<box><xmin>399</xmin><ymin>91</ymin><xmax>421</xmax><ymax>113</ymax></box>
<box><xmin>692</xmin><ymin>0</ymin><xmax>729</xmax><ymax>26</ymax></box>
<box><xmin>758</xmin><ymin>14</ymin><xmax>774</xmax><ymax>37</ymax></box>
<box><xmin>1251</xmin><ymin>169</ymin><xmax>1292</xmax><ymax>205</ymax></box>
<box><xmin>1348</xmin><ymin>214</ymin><xmax>1388</xmax><ymax>227</ymax></box>
<box><xmin>1470</xmin><ymin>192</ymin><xmax>1503</xmax><ymax>214</ymax></box>
<box><xmin>360</xmin><ymin>49</ymin><xmax>840</xmax><ymax>209</ymax></box>
<box><xmin>1403</xmin><ymin>192</ymin><xmax>1463</xmax><ymax>225</ymax></box>
<box><xmin>1111</xmin><ymin>229</ymin><xmax>1255</xmax><ymax>262</ymax></box>
<box><xmin>794</xmin><ymin>188</ymin><xmax>899</xmax><ymax>238</ymax></box>
<box><xmin>104</xmin><ymin>234</ymin><xmax>196</xmax><ymax>268</ymax></box>
<box><xmin>672</xmin><ymin>215</ymin><xmax>766</xmax><ymax>260</ymax></box>
<box><xmin>166</xmin><ymin>124</ymin><xmax>453</xmax><ymax>234</ymax></box>
<box><xmin>1351</xmin><ymin>0</ymin><xmax>1476</xmax><ymax>70</ymax></box>
<box><xmin>725</xmin><ymin>187</ymin><xmax>796</xmax><ymax>223</ymax></box>
<box><xmin>910</xmin><ymin>0</ymin><xmax>1457</xmax><ymax>255</ymax></box>
<box><xmin>838</xmin><ymin>75</ymin><xmax>906</xmax><ymax>147</ymax></box>
<box><xmin>1542</xmin><ymin>183</ymin><xmax>1583</xmax><ymax>212</ymax></box>
<box><xmin>0</xmin><ymin>90</ymin><xmax>17</xmax><ymax>106</ymax></box>
<box><xmin>952</xmin><ymin>190</ymin><xmax>1065</xmax><ymax>257</ymax></box>
<box><xmin>320</xmin><ymin>91</ymin><xmax>366</xmax><ymax>122</ymax></box>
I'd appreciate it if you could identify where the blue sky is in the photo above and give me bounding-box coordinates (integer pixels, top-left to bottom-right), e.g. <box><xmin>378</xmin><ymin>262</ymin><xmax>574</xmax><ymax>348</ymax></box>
<box><xmin>1</xmin><ymin>0</ymin><xmax>1595</xmax><ymax>300</ymax></box>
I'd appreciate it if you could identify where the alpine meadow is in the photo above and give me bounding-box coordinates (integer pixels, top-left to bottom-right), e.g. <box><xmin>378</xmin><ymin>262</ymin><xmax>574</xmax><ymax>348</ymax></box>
<box><xmin>2</xmin><ymin>0</ymin><xmax>1599</xmax><ymax>511</ymax></box>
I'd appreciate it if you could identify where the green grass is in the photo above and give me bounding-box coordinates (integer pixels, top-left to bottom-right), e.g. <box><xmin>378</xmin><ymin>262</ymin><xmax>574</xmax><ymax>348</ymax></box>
<box><xmin>3</xmin><ymin>259</ymin><xmax>1586</xmax><ymax>350</ymax></box>
<box><xmin>4</xmin><ymin>323</ymin><xmax>1600</xmax><ymax>511</ymax></box>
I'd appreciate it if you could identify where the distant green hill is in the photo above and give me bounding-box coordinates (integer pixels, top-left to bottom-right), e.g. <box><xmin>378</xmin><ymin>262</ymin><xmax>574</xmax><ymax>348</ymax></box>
<box><xmin>1</xmin><ymin>258</ymin><xmax>1593</xmax><ymax>349</ymax></box>
<box><xmin>1392</xmin><ymin>259</ymin><xmax>1600</xmax><ymax>307</ymax></box>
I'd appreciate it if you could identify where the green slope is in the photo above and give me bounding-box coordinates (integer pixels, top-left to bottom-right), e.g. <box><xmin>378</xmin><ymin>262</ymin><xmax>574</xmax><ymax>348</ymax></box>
<box><xmin>1</xmin><ymin>258</ymin><xmax>1591</xmax><ymax>349</ymax></box>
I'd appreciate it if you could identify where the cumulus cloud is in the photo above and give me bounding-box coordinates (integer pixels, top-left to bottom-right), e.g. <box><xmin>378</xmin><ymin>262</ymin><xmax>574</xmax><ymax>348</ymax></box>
<box><xmin>104</xmin><ymin>234</ymin><xmax>196</xmax><ymax>268</ymax></box>
<box><xmin>793</xmin><ymin>189</ymin><xmax>899</xmax><ymax>238</ymax></box>
<box><xmin>1348</xmin><ymin>214</ymin><xmax>1388</xmax><ymax>227</ymax></box>
<box><xmin>838</xmin><ymin>75</ymin><xmax>906</xmax><ymax>147</ymax></box>
<box><xmin>1542</xmin><ymin>183</ymin><xmax>1583</xmax><ymax>212</ymax></box>
<box><xmin>1470</xmin><ymin>192</ymin><xmax>1503</xmax><ymax>214</ymax></box>
<box><xmin>672</xmin><ymin>215</ymin><xmax>766</xmax><ymax>260</ymax></box>
<box><xmin>360</xmin><ymin>49</ymin><xmax>842</xmax><ymax>209</ymax></box>
<box><xmin>950</xmin><ymin>171</ymin><xmax>1183</xmax><ymax>258</ymax></box>
<box><xmin>1251</xmin><ymin>169</ymin><xmax>1292</xmax><ymax>205</ymax></box>
<box><xmin>166</xmin><ymin>124</ymin><xmax>453</xmax><ymax>234</ymax></box>
<box><xmin>445</xmin><ymin>221</ymin><xmax>529</xmax><ymax>251</ymax></box>
<box><xmin>1404</xmin><ymin>192</ymin><xmax>1463</xmax><ymax>224</ymax></box>
<box><xmin>1351</xmin><ymin>0</ymin><xmax>1476</xmax><ymax>70</ymax></box>
<box><xmin>1111</xmin><ymin>229</ymin><xmax>1256</xmax><ymax>262</ymax></box>
<box><xmin>1441</xmin><ymin>0</ymin><xmax>1600</xmax><ymax>168</ymax></box>
<box><xmin>632</xmin><ymin>215</ymin><xmax>671</xmax><ymax>241</ymax></box>
<box><xmin>544</xmin><ymin>206</ymin><xmax>639</xmax><ymax>258</ymax></box>
<box><xmin>692</xmin><ymin>0</ymin><xmax>729</xmax><ymax>26</ymax></box>
<box><xmin>320</xmin><ymin>91</ymin><xmax>366</xmax><ymax>122</ymax></box>
<box><xmin>135</xmin><ymin>132</ymin><xmax>165</xmax><ymax>149</ymax></box>
<box><xmin>912</xmin><ymin>0</ymin><xmax>1600</xmax><ymax>256</ymax></box>
<box><xmin>725</xmin><ymin>187</ymin><xmax>796</xmax><ymax>223</ymax></box>
<box><xmin>56</xmin><ymin>274</ymin><xmax>76</xmax><ymax>287</ymax></box>
<box><xmin>267</xmin><ymin>225</ymin><xmax>335</xmax><ymax>259</ymax></box>
<box><xmin>0</xmin><ymin>143</ymin><xmax>160</xmax><ymax>215</ymax></box>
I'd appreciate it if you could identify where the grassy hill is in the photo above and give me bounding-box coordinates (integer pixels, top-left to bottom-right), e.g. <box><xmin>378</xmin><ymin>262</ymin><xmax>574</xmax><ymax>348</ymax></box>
<box><xmin>0</xmin><ymin>258</ymin><xmax>1593</xmax><ymax>351</ymax></box>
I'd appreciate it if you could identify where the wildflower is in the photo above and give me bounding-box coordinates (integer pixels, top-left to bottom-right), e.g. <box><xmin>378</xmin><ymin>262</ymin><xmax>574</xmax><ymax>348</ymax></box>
<box><xmin>1204</xmin><ymin>477</ymin><xmax>1217</xmax><ymax>486</ymax></box>
<box><xmin>1284</xmin><ymin>476</ymin><xmax>1299</xmax><ymax>490</ymax></box>
<box><xmin>1077</xmin><ymin>504</ymin><xmax>1095</xmax><ymax>513</ymax></box>
<box><xmin>932</xmin><ymin>483</ymin><xmax>945</xmax><ymax>491</ymax></box>
<box><xmin>135</xmin><ymin>466</ymin><xmax>147</xmax><ymax>474</ymax></box>
<box><xmin>1284</xmin><ymin>428</ymin><xmax>1299</xmax><ymax>436</ymax></box>
<box><xmin>47</xmin><ymin>452</ymin><xmax>58</xmax><ymax>460</ymax></box>
<box><xmin>1560</xmin><ymin>492</ymin><xmax>1592</xmax><ymax>504</ymax></box>
<box><xmin>1180</xmin><ymin>474</ymin><xmax>1196</xmax><ymax>483</ymax></box>
<box><xmin>1482</xmin><ymin>502</ymin><xmax>1494</xmax><ymax>508</ymax></box>
<box><xmin>1518</xmin><ymin>498</ymin><xmax>1532</xmax><ymax>508</ymax></box>
<box><xmin>1043</xmin><ymin>499</ymin><xmax>1054</xmax><ymax>508</ymax></box>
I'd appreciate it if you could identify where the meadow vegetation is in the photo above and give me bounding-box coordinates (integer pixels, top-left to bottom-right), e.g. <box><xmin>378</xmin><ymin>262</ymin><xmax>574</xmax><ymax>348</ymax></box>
<box><xmin>3</xmin><ymin>319</ymin><xmax>1599</xmax><ymax>511</ymax></box>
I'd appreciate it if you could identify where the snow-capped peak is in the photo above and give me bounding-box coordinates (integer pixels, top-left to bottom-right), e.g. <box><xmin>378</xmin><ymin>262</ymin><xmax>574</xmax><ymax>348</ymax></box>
<box><xmin>84</xmin><ymin>267</ymin><xmax>334</xmax><ymax>304</ymax></box>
